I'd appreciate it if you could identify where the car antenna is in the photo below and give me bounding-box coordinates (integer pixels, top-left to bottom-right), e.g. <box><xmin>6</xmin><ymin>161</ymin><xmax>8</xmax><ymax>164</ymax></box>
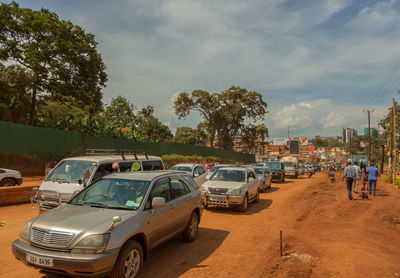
<box><xmin>145</xmin><ymin>151</ymin><xmax>148</xmax><ymax>160</ymax></box>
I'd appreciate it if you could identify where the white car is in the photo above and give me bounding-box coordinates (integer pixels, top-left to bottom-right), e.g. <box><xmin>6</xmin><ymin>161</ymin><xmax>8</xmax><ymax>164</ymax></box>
<box><xmin>201</xmin><ymin>167</ymin><xmax>260</xmax><ymax>212</ymax></box>
<box><xmin>169</xmin><ymin>163</ymin><xmax>207</xmax><ymax>186</ymax></box>
<box><xmin>0</xmin><ymin>168</ymin><xmax>23</xmax><ymax>186</ymax></box>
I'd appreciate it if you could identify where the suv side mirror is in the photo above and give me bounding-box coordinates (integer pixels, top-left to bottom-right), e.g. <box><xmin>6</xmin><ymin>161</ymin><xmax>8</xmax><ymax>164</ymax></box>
<box><xmin>205</xmin><ymin>175</ymin><xmax>210</xmax><ymax>180</ymax></box>
<box><xmin>152</xmin><ymin>197</ymin><xmax>166</xmax><ymax>208</ymax></box>
<box><xmin>248</xmin><ymin>177</ymin><xmax>255</xmax><ymax>182</ymax></box>
<box><xmin>193</xmin><ymin>173</ymin><xmax>199</xmax><ymax>178</ymax></box>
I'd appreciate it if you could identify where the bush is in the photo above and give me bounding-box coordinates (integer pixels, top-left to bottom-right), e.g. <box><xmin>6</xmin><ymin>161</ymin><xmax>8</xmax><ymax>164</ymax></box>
<box><xmin>161</xmin><ymin>154</ymin><xmax>235</xmax><ymax>169</ymax></box>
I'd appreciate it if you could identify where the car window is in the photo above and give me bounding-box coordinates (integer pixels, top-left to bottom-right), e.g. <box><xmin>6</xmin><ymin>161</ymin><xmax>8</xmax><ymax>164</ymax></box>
<box><xmin>248</xmin><ymin>171</ymin><xmax>256</xmax><ymax>180</ymax></box>
<box><xmin>170</xmin><ymin>178</ymin><xmax>190</xmax><ymax>199</ymax></box>
<box><xmin>182</xmin><ymin>175</ymin><xmax>199</xmax><ymax>189</ymax></box>
<box><xmin>193</xmin><ymin>167</ymin><xmax>200</xmax><ymax>176</ymax></box>
<box><xmin>119</xmin><ymin>161</ymin><xmax>133</xmax><ymax>172</ymax></box>
<box><xmin>145</xmin><ymin>179</ymin><xmax>171</xmax><ymax>210</ymax></box>
<box><xmin>142</xmin><ymin>160</ymin><xmax>164</xmax><ymax>171</ymax></box>
<box><xmin>198</xmin><ymin>166</ymin><xmax>205</xmax><ymax>175</ymax></box>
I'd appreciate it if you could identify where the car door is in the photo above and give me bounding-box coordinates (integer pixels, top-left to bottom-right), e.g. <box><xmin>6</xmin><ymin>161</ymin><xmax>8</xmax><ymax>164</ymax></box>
<box><xmin>146</xmin><ymin>178</ymin><xmax>178</xmax><ymax>248</ymax></box>
<box><xmin>194</xmin><ymin>166</ymin><xmax>207</xmax><ymax>186</ymax></box>
<box><xmin>246</xmin><ymin>170</ymin><xmax>258</xmax><ymax>198</ymax></box>
<box><xmin>265</xmin><ymin>168</ymin><xmax>271</xmax><ymax>184</ymax></box>
<box><xmin>169</xmin><ymin>177</ymin><xmax>193</xmax><ymax>230</ymax></box>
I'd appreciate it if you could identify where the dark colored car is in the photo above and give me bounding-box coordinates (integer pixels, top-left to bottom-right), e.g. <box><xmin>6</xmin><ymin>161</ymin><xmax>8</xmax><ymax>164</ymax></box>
<box><xmin>264</xmin><ymin>161</ymin><xmax>285</xmax><ymax>182</ymax></box>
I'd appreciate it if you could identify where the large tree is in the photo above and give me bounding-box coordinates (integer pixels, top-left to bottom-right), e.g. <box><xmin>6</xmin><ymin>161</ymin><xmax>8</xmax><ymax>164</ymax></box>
<box><xmin>174</xmin><ymin>126</ymin><xmax>207</xmax><ymax>145</ymax></box>
<box><xmin>136</xmin><ymin>106</ymin><xmax>173</xmax><ymax>142</ymax></box>
<box><xmin>174</xmin><ymin>86</ymin><xmax>268</xmax><ymax>150</ymax></box>
<box><xmin>0</xmin><ymin>1</ymin><xmax>107</xmax><ymax>124</ymax></box>
<box><xmin>240</xmin><ymin>124</ymin><xmax>269</xmax><ymax>153</ymax></box>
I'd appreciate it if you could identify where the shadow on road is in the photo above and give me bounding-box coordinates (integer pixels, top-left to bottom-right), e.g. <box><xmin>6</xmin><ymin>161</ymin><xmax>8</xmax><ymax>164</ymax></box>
<box><xmin>40</xmin><ymin>227</ymin><xmax>229</xmax><ymax>278</ymax></box>
<box><xmin>206</xmin><ymin>199</ymin><xmax>273</xmax><ymax>215</ymax></box>
<box><xmin>140</xmin><ymin>227</ymin><xmax>230</xmax><ymax>278</ymax></box>
<box><xmin>265</xmin><ymin>187</ymin><xmax>280</xmax><ymax>193</ymax></box>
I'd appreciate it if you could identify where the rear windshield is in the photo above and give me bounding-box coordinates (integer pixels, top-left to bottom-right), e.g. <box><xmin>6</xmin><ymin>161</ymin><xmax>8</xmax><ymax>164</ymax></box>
<box><xmin>253</xmin><ymin>168</ymin><xmax>264</xmax><ymax>175</ymax></box>
<box><xmin>170</xmin><ymin>166</ymin><xmax>192</xmax><ymax>173</ymax></box>
<box><xmin>209</xmin><ymin>165</ymin><xmax>234</xmax><ymax>172</ymax></box>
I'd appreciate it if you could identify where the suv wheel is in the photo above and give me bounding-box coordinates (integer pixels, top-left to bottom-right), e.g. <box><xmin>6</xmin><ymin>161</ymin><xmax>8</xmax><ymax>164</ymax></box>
<box><xmin>238</xmin><ymin>194</ymin><xmax>248</xmax><ymax>212</ymax></box>
<box><xmin>0</xmin><ymin>178</ymin><xmax>16</xmax><ymax>187</ymax></box>
<box><xmin>183</xmin><ymin>212</ymin><xmax>199</xmax><ymax>242</ymax></box>
<box><xmin>111</xmin><ymin>240</ymin><xmax>143</xmax><ymax>278</ymax></box>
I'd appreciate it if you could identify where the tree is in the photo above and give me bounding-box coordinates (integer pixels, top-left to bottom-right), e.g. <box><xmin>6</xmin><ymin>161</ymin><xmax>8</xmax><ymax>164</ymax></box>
<box><xmin>0</xmin><ymin>1</ymin><xmax>107</xmax><ymax>124</ymax></box>
<box><xmin>103</xmin><ymin>96</ymin><xmax>135</xmax><ymax>128</ymax></box>
<box><xmin>174</xmin><ymin>126</ymin><xmax>207</xmax><ymax>145</ymax></box>
<box><xmin>240</xmin><ymin>124</ymin><xmax>269</xmax><ymax>153</ymax></box>
<box><xmin>136</xmin><ymin>106</ymin><xmax>173</xmax><ymax>142</ymax></box>
<box><xmin>174</xmin><ymin>86</ymin><xmax>268</xmax><ymax>150</ymax></box>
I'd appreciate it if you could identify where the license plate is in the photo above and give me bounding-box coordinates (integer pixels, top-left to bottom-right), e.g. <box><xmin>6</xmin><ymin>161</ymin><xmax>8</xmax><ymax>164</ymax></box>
<box><xmin>26</xmin><ymin>253</ymin><xmax>53</xmax><ymax>267</ymax></box>
<box><xmin>210</xmin><ymin>195</ymin><xmax>225</xmax><ymax>201</ymax></box>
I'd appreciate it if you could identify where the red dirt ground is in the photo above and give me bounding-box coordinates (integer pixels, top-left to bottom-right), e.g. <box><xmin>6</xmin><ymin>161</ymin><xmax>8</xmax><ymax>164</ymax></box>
<box><xmin>0</xmin><ymin>173</ymin><xmax>399</xmax><ymax>278</ymax></box>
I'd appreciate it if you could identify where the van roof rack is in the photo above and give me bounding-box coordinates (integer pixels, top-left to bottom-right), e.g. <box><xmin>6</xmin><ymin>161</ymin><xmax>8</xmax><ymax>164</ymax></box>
<box><xmin>85</xmin><ymin>149</ymin><xmax>149</xmax><ymax>160</ymax></box>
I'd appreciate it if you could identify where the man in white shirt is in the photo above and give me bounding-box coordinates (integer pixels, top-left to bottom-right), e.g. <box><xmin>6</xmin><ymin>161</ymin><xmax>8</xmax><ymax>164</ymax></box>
<box><xmin>352</xmin><ymin>162</ymin><xmax>361</xmax><ymax>193</ymax></box>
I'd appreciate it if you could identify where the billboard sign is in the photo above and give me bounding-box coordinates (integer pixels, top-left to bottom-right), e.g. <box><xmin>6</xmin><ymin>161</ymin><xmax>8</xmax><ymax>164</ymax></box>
<box><xmin>289</xmin><ymin>140</ymin><xmax>300</xmax><ymax>155</ymax></box>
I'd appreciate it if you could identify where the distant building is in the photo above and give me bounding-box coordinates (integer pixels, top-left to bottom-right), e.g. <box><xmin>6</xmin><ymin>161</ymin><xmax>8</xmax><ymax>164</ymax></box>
<box><xmin>342</xmin><ymin>128</ymin><xmax>357</xmax><ymax>144</ymax></box>
<box><xmin>363</xmin><ymin>128</ymin><xmax>378</xmax><ymax>137</ymax></box>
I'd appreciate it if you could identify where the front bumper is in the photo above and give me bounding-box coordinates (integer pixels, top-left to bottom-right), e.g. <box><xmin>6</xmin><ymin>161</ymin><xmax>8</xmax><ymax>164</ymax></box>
<box><xmin>202</xmin><ymin>194</ymin><xmax>244</xmax><ymax>208</ymax></box>
<box><xmin>12</xmin><ymin>239</ymin><xmax>118</xmax><ymax>277</ymax></box>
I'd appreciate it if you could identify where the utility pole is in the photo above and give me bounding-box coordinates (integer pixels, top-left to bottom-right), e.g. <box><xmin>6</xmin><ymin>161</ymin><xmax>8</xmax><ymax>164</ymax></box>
<box><xmin>380</xmin><ymin>144</ymin><xmax>385</xmax><ymax>174</ymax></box>
<box><xmin>363</xmin><ymin>109</ymin><xmax>374</xmax><ymax>163</ymax></box>
<box><xmin>287</xmin><ymin>126</ymin><xmax>291</xmax><ymax>140</ymax></box>
<box><xmin>393</xmin><ymin>98</ymin><xmax>397</xmax><ymax>176</ymax></box>
<box><xmin>389</xmin><ymin>107</ymin><xmax>394</xmax><ymax>183</ymax></box>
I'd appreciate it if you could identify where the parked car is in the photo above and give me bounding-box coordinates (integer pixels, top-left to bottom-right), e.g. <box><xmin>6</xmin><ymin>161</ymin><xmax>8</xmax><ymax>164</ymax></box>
<box><xmin>206</xmin><ymin>164</ymin><xmax>236</xmax><ymax>178</ymax></box>
<box><xmin>264</xmin><ymin>161</ymin><xmax>285</xmax><ymax>182</ymax></box>
<box><xmin>204</xmin><ymin>163</ymin><xmax>214</xmax><ymax>172</ymax></box>
<box><xmin>201</xmin><ymin>167</ymin><xmax>260</xmax><ymax>212</ymax></box>
<box><xmin>0</xmin><ymin>168</ymin><xmax>23</xmax><ymax>186</ymax></box>
<box><xmin>298</xmin><ymin>164</ymin><xmax>305</xmax><ymax>176</ymax></box>
<box><xmin>13</xmin><ymin>171</ymin><xmax>202</xmax><ymax>277</ymax></box>
<box><xmin>31</xmin><ymin>150</ymin><xmax>165</xmax><ymax>212</ymax></box>
<box><xmin>245</xmin><ymin>166</ymin><xmax>271</xmax><ymax>192</ymax></box>
<box><xmin>170</xmin><ymin>163</ymin><xmax>207</xmax><ymax>186</ymax></box>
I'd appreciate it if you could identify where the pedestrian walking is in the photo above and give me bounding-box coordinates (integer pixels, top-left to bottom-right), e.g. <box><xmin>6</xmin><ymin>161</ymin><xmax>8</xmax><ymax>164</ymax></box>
<box><xmin>352</xmin><ymin>162</ymin><xmax>361</xmax><ymax>193</ymax></box>
<box><xmin>343</xmin><ymin>161</ymin><xmax>356</xmax><ymax>200</ymax></box>
<box><xmin>366</xmin><ymin>163</ymin><xmax>379</xmax><ymax>196</ymax></box>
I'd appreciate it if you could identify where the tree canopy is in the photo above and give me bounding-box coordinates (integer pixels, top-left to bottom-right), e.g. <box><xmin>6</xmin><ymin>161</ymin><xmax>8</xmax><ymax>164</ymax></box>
<box><xmin>174</xmin><ymin>86</ymin><xmax>268</xmax><ymax>150</ymax></box>
<box><xmin>0</xmin><ymin>1</ymin><xmax>107</xmax><ymax>124</ymax></box>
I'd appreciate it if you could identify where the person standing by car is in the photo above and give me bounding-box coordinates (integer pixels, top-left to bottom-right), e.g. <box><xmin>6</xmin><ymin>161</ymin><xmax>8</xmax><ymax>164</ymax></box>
<box><xmin>352</xmin><ymin>162</ymin><xmax>361</xmax><ymax>193</ymax></box>
<box><xmin>366</xmin><ymin>163</ymin><xmax>379</xmax><ymax>196</ymax></box>
<box><xmin>343</xmin><ymin>161</ymin><xmax>356</xmax><ymax>200</ymax></box>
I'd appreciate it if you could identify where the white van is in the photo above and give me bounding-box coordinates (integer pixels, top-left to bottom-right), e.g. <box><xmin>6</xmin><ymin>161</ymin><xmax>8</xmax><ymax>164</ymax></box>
<box><xmin>31</xmin><ymin>150</ymin><xmax>164</xmax><ymax>212</ymax></box>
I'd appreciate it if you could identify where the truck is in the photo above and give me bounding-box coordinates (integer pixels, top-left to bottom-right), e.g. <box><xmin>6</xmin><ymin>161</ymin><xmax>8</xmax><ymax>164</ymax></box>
<box><xmin>280</xmin><ymin>156</ymin><xmax>299</xmax><ymax>178</ymax></box>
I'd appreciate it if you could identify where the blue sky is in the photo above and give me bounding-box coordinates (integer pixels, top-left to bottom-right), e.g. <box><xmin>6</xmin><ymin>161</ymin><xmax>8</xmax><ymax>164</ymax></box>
<box><xmin>7</xmin><ymin>0</ymin><xmax>400</xmax><ymax>138</ymax></box>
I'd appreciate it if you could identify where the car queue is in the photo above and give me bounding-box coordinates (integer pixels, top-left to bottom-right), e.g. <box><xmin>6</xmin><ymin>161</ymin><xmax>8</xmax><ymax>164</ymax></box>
<box><xmin>11</xmin><ymin>152</ymin><xmax>315</xmax><ymax>278</ymax></box>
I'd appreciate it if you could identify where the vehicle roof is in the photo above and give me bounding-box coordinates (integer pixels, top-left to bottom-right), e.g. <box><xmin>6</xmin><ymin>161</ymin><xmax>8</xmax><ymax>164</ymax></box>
<box><xmin>62</xmin><ymin>155</ymin><xmax>162</xmax><ymax>163</ymax></box>
<box><xmin>218</xmin><ymin>167</ymin><xmax>247</xmax><ymax>172</ymax></box>
<box><xmin>171</xmin><ymin>163</ymin><xmax>202</xmax><ymax>168</ymax></box>
<box><xmin>103</xmin><ymin>170</ymin><xmax>187</xmax><ymax>181</ymax></box>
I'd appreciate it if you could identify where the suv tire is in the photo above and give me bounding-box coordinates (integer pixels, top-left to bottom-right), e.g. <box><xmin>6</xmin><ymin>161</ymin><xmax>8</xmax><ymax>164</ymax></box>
<box><xmin>111</xmin><ymin>240</ymin><xmax>143</xmax><ymax>278</ymax></box>
<box><xmin>238</xmin><ymin>194</ymin><xmax>248</xmax><ymax>212</ymax></box>
<box><xmin>0</xmin><ymin>178</ymin><xmax>16</xmax><ymax>187</ymax></box>
<box><xmin>183</xmin><ymin>212</ymin><xmax>199</xmax><ymax>242</ymax></box>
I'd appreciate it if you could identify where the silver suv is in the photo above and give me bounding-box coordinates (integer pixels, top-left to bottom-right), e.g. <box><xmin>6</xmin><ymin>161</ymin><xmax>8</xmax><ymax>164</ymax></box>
<box><xmin>13</xmin><ymin>171</ymin><xmax>202</xmax><ymax>277</ymax></box>
<box><xmin>0</xmin><ymin>168</ymin><xmax>23</xmax><ymax>186</ymax></box>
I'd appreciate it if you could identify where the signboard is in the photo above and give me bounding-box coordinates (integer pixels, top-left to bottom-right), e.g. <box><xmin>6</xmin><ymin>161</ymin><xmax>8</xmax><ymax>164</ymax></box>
<box><xmin>272</xmin><ymin>138</ymin><xmax>287</xmax><ymax>146</ymax></box>
<box><xmin>289</xmin><ymin>140</ymin><xmax>300</xmax><ymax>155</ymax></box>
<box><xmin>299</xmin><ymin>137</ymin><xmax>308</xmax><ymax>145</ymax></box>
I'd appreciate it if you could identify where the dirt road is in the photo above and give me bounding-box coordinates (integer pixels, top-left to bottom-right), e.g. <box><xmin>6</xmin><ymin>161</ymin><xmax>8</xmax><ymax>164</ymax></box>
<box><xmin>0</xmin><ymin>173</ymin><xmax>399</xmax><ymax>278</ymax></box>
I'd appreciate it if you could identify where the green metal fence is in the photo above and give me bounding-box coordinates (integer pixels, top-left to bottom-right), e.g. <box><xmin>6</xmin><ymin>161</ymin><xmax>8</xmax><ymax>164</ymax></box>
<box><xmin>0</xmin><ymin>121</ymin><xmax>255</xmax><ymax>163</ymax></box>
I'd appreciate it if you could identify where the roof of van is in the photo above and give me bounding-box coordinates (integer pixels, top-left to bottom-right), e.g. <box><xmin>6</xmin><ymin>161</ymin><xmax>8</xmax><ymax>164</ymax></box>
<box><xmin>104</xmin><ymin>170</ymin><xmax>187</xmax><ymax>181</ymax></box>
<box><xmin>63</xmin><ymin>155</ymin><xmax>162</xmax><ymax>163</ymax></box>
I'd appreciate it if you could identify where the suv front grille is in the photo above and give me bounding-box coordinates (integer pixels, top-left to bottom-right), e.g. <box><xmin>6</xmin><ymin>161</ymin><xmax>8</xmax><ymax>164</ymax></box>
<box><xmin>208</xmin><ymin>187</ymin><xmax>229</xmax><ymax>194</ymax></box>
<box><xmin>31</xmin><ymin>227</ymin><xmax>75</xmax><ymax>248</ymax></box>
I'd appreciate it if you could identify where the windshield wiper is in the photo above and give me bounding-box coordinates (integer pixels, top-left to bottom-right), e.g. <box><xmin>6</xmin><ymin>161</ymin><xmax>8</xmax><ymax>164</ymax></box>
<box><xmin>82</xmin><ymin>202</ymin><xmax>109</xmax><ymax>208</ymax></box>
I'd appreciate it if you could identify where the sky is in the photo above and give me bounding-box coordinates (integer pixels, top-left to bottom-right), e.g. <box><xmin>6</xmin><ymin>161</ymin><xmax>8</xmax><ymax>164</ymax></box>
<box><xmin>6</xmin><ymin>0</ymin><xmax>400</xmax><ymax>138</ymax></box>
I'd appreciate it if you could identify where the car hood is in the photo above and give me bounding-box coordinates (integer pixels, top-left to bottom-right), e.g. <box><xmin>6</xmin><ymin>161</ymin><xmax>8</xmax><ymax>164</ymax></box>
<box><xmin>0</xmin><ymin>168</ymin><xmax>20</xmax><ymax>174</ymax></box>
<box><xmin>203</xmin><ymin>180</ymin><xmax>244</xmax><ymax>189</ymax></box>
<box><xmin>30</xmin><ymin>204</ymin><xmax>135</xmax><ymax>235</ymax></box>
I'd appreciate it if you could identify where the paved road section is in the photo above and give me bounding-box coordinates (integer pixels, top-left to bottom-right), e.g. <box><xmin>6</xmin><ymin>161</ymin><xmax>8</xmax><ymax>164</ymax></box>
<box><xmin>0</xmin><ymin>173</ymin><xmax>399</xmax><ymax>277</ymax></box>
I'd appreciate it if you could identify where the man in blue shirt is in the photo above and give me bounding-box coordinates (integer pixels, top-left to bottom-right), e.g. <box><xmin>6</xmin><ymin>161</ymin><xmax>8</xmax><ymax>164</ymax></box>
<box><xmin>366</xmin><ymin>163</ymin><xmax>379</xmax><ymax>196</ymax></box>
<box><xmin>343</xmin><ymin>161</ymin><xmax>356</xmax><ymax>200</ymax></box>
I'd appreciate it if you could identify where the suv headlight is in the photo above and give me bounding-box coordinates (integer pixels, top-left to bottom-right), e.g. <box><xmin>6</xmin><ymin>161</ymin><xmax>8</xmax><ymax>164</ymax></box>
<box><xmin>230</xmin><ymin>186</ymin><xmax>242</xmax><ymax>194</ymax></box>
<box><xmin>71</xmin><ymin>234</ymin><xmax>110</xmax><ymax>254</ymax></box>
<box><xmin>19</xmin><ymin>223</ymin><xmax>29</xmax><ymax>243</ymax></box>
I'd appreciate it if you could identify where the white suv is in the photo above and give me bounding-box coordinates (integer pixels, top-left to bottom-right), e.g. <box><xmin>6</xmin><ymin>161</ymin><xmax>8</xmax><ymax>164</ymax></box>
<box><xmin>0</xmin><ymin>168</ymin><xmax>23</xmax><ymax>186</ymax></box>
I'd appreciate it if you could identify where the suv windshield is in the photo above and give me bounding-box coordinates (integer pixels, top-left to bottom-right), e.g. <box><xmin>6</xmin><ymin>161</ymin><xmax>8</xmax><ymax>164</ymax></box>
<box><xmin>46</xmin><ymin>160</ymin><xmax>96</xmax><ymax>183</ymax></box>
<box><xmin>253</xmin><ymin>168</ymin><xmax>264</xmax><ymax>175</ymax></box>
<box><xmin>210</xmin><ymin>169</ymin><xmax>245</xmax><ymax>182</ymax></box>
<box><xmin>283</xmin><ymin>162</ymin><xmax>295</xmax><ymax>167</ymax></box>
<box><xmin>265</xmin><ymin>162</ymin><xmax>281</xmax><ymax>169</ymax></box>
<box><xmin>70</xmin><ymin>178</ymin><xmax>150</xmax><ymax>210</ymax></box>
<box><xmin>170</xmin><ymin>166</ymin><xmax>192</xmax><ymax>173</ymax></box>
<box><xmin>209</xmin><ymin>165</ymin><xmax>234</xmax><ymax>172</ymax></box>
